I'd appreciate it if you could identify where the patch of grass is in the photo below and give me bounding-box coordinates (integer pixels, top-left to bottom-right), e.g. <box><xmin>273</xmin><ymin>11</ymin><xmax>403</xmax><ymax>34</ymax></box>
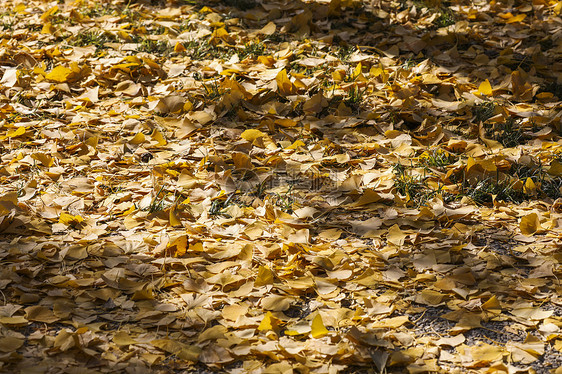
<box><xmin>1</xmin><ymin>16</ymin><xmax>17</xmax><ymax>31</ymax></box>
<box><xmin>148</xmin><ymin>25</ymin><xmax>167</xmax><ymax>35</ymax></box>
<box><xmin>147</xmin><ymin>185</ymin><xmax>168</xmax><ymax>213</ymax></box>
<box><xmin>195</xmin><ymin>75</ymin><xmax>223</xmax><ymax>101</ymax></box>
<box><xmin>344</xmin><ymin>85</ymin><xmax>366</xmax><ymax>111</ymax></box>
<box><xmin>542</xmin><ymin>177</ymin><xmax>562</xmax><ymax>200</ymax></box>
<box><xmin>264</xmin><ymin>33</ymin><xmax>286</xmax><ymax>43</ymax></box>
<box><xmin>335</xmin><ymin>45</ymin><xmax>357</xmax><ymax>61</ymax></box>
<box><xmin>472</xmin><ymin>101</ymin><xmax>496</xmax><ymax>123</ymax></box>
<box><xmin>69</xmin><ymin>30</ymin><xmax>118</xmax><ymax>50</ymax></box>
<box><xmin>400</xmin><ymin>0</ymin><xmax>456</xmax><ymax>28</ymax></box>
<box><xmin>268</xmin><ymin>186</ymin><xmax>296</xmax><ymax>213</ymax></box>
<box><xmin>223</xmin><ymin>0</ymin><xmax>257</xmax><ymax>10</ymax></box>
<box><xmin>138</xmin><ymin>39</ymin><xmax>173</xmax><ymax>56</ymax></box>
<box><xmin>393</xmin><ymin>164</ymin><xmax>436</xmax><ymax>207</ymax></box>
<box><xmin>184</xmin><ymin>40</ymin><xmax>234</xmax><ymax>61</ymax></box>
<box><xmin>209</xmin><ymin>193</ymin><xmax>239</xmax><ymax>216</ymax></box>
<box><xmin>485</xmin><ymin>117</ymin><xmax>528</xmax><ymax>148</ymax></box>
<box><xmin>79</xmin><ymin>3</ymin><xmax>115</xmax><ymax>18</ymax></box>
<box><xmin>511</xmin><ymin>162</ymin><xmax>562</xmax><ymax>200</ymax></box>
<box><xmin>419</xmin><ymin>149</ymin><xmax>458</xmax><ymax>170</ymax></box>
<box><xmin>400</xmin><ymin>58</ymin><xmax>418</xmax><ymax>71</ymax></box>
<box><xmin>237</xmin><ymin>41</ymin><xmax>265</xmax><ymax>60</ymax></box>
<box><xmin>463</xmin><ymin>178</ymin><xmax>526</xmax><ymax>205</ymax></box>
<box><xmin>204</xmin><ymin>81</ymin><xmax>223</xmax><ymax>100</ymax></box>
<box><xmin>435</xmin><ymin>7</ymin><xmax>456</xmax><ymax>27</ymax></box>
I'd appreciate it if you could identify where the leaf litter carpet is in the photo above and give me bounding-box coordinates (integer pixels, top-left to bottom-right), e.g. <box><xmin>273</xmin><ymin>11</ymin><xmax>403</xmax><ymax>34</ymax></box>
<box><xmin>0</xmin><ymin>0</ymin><xmax>561</xmax><ymax>372</ymax></box>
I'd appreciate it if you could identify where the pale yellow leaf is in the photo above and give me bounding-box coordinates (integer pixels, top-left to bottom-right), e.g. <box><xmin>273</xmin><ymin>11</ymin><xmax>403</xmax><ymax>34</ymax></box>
<box><xmin>113</xmin><ymin>331</ymin><xmax>138</xmax><ymax>346</ymax></box>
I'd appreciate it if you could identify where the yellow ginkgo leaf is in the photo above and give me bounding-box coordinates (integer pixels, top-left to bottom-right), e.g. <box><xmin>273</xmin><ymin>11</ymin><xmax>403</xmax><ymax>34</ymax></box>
<box><xmin>555</xmin><ymin>1</ymin><xmax>562</xmax><ymax>15</ymax></box>
<box><xmin>168</xmin><ymin>205</ymin><xmax>182</xmax><ymax>228</ymax></box>
<box><xmin>7</xmin><ymin>127</ymin><xmax>25</xmax><ymax>138</ymax></box>
<box><xmin>258</xmin><ymin>21</ymin><xmax>276</xmax><ymax>35</ymax></box>
<box><xmin>311</xmin><ymin>314</ymin><xmax>329</xmax><ymax>338</ymax></box>
<box><xmin>129</xmin><ymin>133</ymin><xmax>146</xmax><ymax>145</ymax></box>
<box><xmin>520</xmin><ymin>213</ymin><xmax>540</xmax><ymax>236</ymax></box>
<box><xmin>151</xmin><ymin>129</ymin><xmax>167</xmax><ymax>146</ymax></box>
<box><xmin>353</xmin><ymin>63</ymin><xmax>362</xmax><ymax>79</ymax></box>
<box><xmin>506</xmin><ymin>13</ymin><xmax>526</xmax><ymax>23</ymax></box>
<box><xmin>355</xmin><ymin>189</ymin><xmax>381</xmax><ymax>206</ymax></box>
<box><xmin>276</xmin><ymin>69</ymin><xmax>295</xmax><ymax>95</ymax></box>
<box><xmin>113</xmin><ymin>331</ymin><xmax>138</xmax><ymax>347</ymax></box>
<box><xmin>45</xmin><ymin>66</ymin><xmax>73</xmax><ymax>83</ymax></box>
<box><xmin>471</xmin><ymin>343</ymin><xmax>503</xmax><ymax>363</ymax></box>
<box><xmin>41</xmin><ymin>22</ymin><xmax>55</xmax><ymax>34</ymax></box>
<box><xmin>14</xmin><ymin>4</ymin><xmax>26</xmax><ymax>14</ymax></box>
<box><xmin>40</xmin><ymin>5</ymin><xmax>58</xmax><ymax>20</ymax></box>
<box><xmin>370</xmin><ymin>62</ymin><xmax>387</xmax><ymax>81</ymax></box>
<box><xmin>258</xmin><ymin>311</ymin><xmax>279</xmax><ymax>331</ymax></box>
<box><xmin>482</xmin><ymin>295</ymin><xmax>501</xmax><ymax>311</ymax></box>
<box><xmin>31</xmin><ymin>153</ymin><xmax>53</xmax><ymax>167</ymax></box>
<box><xmin>548</xmin><ymin>160</ymin><xmax>562</xmax><ymax>176</ymax></box>
<box><xmin>241</xmin><ymin>129</ymin><xmax>265</xmax><ymax>142</ymax></box>
<box><xmin>254</xmin><ymin>265</ymin><xmax>274</xmax><ymax>287</ymax></box>
<box><xmin>174</xmin><ymin>42</ymin><xmax>186</xmax><ymax>53</ymax></box>
<box><xmin>387</xmin><ymin>224</ymin><xmax>407</xmax><ymax>246</ymax></box>
<box><xmin>285</xmin><ymin>140</ymin><xmax>305</xmax><ymax>150</ymax></box>
<box><xmin>59</xmin><ymin>213</ymin><xmax>84</xmax><ymax>226</ymax></box>
<box><xmin>523</xmin><ymin>177</ymin><xmax>536</xmax><ymax>195</ymax></box>
<box><xmin>477</xmin><ymin>80</ymin><xmax>493</xmax><ymax>96</ymax></box>
<box><xmin>166</xmin><ymin>235</ymin><xmax>189</xmax><ymax>257</ymax></box>
<box><xmin>0</xmin><ymin>336</ymin><xmax>24</xmax><ymax>353</ymax></box>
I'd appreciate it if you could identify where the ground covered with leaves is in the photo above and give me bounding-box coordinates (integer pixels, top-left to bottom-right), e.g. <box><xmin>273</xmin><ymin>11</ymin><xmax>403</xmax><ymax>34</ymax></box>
<box><xmin>0</xmin><ymin>0</ymin><xmax>561</xmax><ymax>372</ymax></box>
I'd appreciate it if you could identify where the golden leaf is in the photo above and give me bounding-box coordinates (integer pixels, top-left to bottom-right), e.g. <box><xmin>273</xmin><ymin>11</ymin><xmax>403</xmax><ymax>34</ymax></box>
<box><xmin>523</xmin><ymin>177</ymin><xmax>536</xmax><ymax>195</ymax></box>
<box><xmin>174</xmin><ymin>42</ymin><xmax>186</xmax><ymax>53</ymax></box>
<box><xmin>254</xmin><ymin>265</ymin><xmax>274</xmax><ymax>287</ymax></box>
<box><xmin>520</xmin><ymin>213</ymin><xmax>540</xmax><ymax>236</ymax></box>
<box><xmin>481</xmin><ymin>295</ymin><xmax>501</xmax><ymax>311</ymax></box>
<box><xmin>311</xmin><ymin>314</ymin><xmax>329</xmax><ymax>338</ymax></box>
<box><xmin>506</xmin><ymin>13</ymin><xmax>526</xmax><ymax>23</ymax></box>
<box><xmin>240</xmin><ymin>129</ymin><xmax>265</xmax><ymax>142</ymax></box>
<box><xmin>25</xmin><ymin>306</ymin><xmax>59</xmax><ymax>323</ymax></box>
<box><xmin>59</xmin><ymin>213</ymin><xmax>84</xmax><ymax>226</ymax></box>
<box><xmin>7</xmin><ymin>127</ymin><xmax>25</xmax><ymax>138</ymax></box>
<box><xmin>258</xmin><ymin>311</ymin><xmax>279</xmax><ymax>331</ymax></box>
<box><xmin>168</xmin><ymin>205</ymin><xmax>182</xmax><ymax>227</ymax></box>
<box><xmin>477</xmin><ymin>79</ymin><xmax>493</xmax><ymax>96</ymax></box>
<box><xmin>275</xmin><ymin>69</ymin><xmax>295</xmax><ymax>95</ymax></box>
<box><xmin>548</xmin><ymin>160</ymin><xmax>562</xmax><ymax>176</ymax></box>
<box><xmin>371</xmin><ymin>316</ymin><xmax>410</xmax><ymax>329</ymax></box>
<box><xmin>258</xmin><ymin>22</ymin><xmax>276</xmax><ymax>35</ymax></box>
<box><xmin>45</xmin><ymin>66</ymin><xmax>73</xmax><ymax>83</ymax></box>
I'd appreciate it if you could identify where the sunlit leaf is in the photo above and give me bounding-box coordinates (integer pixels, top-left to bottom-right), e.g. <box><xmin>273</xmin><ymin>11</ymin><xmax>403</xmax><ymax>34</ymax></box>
<box><xmin>477</xmin><ymin>80</ymin><xmax>493</xmax><ymax>96</ymax></box>
<box><xmin>520</xmin><ymin>213</ymin><xmax>540</xmax><ymax>236</ymax></box>
<box><xmin>311</xmin><ymin>313</ymin><xmax>329</xmax><ymax>338</ymax></box>
<box><xmin>241</xmin><ymin>129</ymin><xmax>265</xmax><ymax>142</ymax></box>
<box><xmin>45</xmin><ymin>66</ymin><xmax>73</xmax><ymax>83</ymax></box>
<box><xmin>59</xmin><ymin>213</ymin><xmax>84</xmax><ymax>226</ymax></box>
<box><xmin>258</xmin><ymin>311</ymin><xmax>280</xmax><ymax>331</ymax></box>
